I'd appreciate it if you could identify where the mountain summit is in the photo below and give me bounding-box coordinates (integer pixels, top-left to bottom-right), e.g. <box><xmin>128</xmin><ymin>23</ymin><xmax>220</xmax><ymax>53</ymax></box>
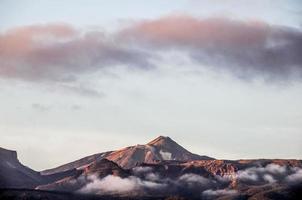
<box><xmin>148</xmin><ymin>135</ymin><xmax>212</xmax><ymax>161</ymax></box>
<box><xmin>147</xmin><ymin>135</ymin><xmax>175</xmax><ymax>146</ymax></box>
<box><xmin>106</xmin><ymin>135</ymin><xmax>213</xmax><ymax>168</ymax></box>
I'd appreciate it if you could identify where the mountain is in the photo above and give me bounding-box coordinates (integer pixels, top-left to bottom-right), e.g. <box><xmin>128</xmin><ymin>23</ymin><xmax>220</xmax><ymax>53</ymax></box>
<box><xmin>42</xmin><ymin>136</ymin><xmax>213</xmax><ymax>175</ymax></box>
<box><xmin>1</xmin><ymin>136</ymin><xmax>302</xmax><ymax>200</ymax></box>
<box><xmin>0</xmin><ymin>147</ymin><xmax>80</xmax><ymax>189</ymax></box>
<box><xmin>0</xmin><ymin>147</ymin><xmax>44</xmax><ymax>188</ymax></box>
<box><xmin>106</xmin><ymin>136</ymin><xmax>213</xmax><ymax>169</ymax></box>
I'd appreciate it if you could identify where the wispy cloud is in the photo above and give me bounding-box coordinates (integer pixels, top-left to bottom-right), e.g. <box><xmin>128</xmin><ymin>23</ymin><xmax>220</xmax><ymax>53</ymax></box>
<box><xmin>32</xmin><ymin>103</ymin><xmax>52</xmax><ymax>112</ymax></box>
<box><xmin>178</xmin><ymin>173</ymin><xmax>210</xmax><ymax>185</ymax></box>
<box><xmin>285</xmin><ymin>167</ymin><xmax>302</xmax><ymax>184</ymax></box>
<box><xmin>236</xmin><ymin>164</ymin><xmax>302</xmax><ymax>185</ymax></box>
<box><xmin>79</xmin><ymin>174</ymin><xmax>166</xmax><ymax>194</ymax></box>
<box><xmin>202</xmin><ymin>189</ymin><xmax>238</xmax><ymax>199</ymax></box>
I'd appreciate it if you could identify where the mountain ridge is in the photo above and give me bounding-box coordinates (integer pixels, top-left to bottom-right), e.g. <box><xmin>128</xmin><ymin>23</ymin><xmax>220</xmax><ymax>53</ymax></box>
<box><xmin>1</xmin><ymin>136</ymin><xmax>302</xmax><ymax>200</ymax></box>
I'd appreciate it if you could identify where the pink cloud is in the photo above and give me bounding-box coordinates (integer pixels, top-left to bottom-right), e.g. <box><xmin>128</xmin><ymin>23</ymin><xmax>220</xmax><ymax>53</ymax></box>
<box><xmin>0</xmin><ymin>16</ymin><xmax>301</xmax><ymax>84</ymax></box>
<box><xmin>120</xmin><ymin>15</ymin><xmax>270</xmax><ymax>48</ymax></box>
<box><xmin>0</xmin><ymin>23</ymin><xmax>150</xmax><ymax>82</ymax></box>
<box><xmin>120</xmin><ymin>15</ymin><xmax>302</xmax><ymax>80</ymax></box>
<box><xmin>0</xmin><ymin>23</ymin><xmax>76</xmax><ymax>58</ymax></box>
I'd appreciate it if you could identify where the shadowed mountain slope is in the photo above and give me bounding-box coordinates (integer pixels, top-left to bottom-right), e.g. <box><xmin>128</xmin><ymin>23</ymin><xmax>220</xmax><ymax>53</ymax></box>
<box><xmin>0</xmin><ymin>147</ymin><xmax>81</xmax><ymax>189</ymax></box>
<box><xmin>0</xmin><ymin>147</ymin><xmax>44</xmax><ymax>188</ymax></box>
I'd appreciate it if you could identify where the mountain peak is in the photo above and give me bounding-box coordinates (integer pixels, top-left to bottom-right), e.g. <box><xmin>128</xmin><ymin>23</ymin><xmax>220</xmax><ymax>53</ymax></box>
<box><xmin>147</xmin><ymin>135</ymin><xmax>174</xmax><ymax>145</ymax></box>
<box><xmin>0</xmin><ymin>147</ymin><xmax>17</xmax><ymax>160</ymax></box>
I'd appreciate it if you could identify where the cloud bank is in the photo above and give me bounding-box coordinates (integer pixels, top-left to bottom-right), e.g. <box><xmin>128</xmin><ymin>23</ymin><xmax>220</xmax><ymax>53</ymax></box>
<box><xmin>0</xmin><ymin>23</ymin><xmax>151</xmax><ymax>83</ymax></box>
<box><xmin>121</xmin><ymin>15</ymin><xmax>302</xmax><ymax>81</ymax></box>
<box><xmin>79</xmin><ymin>174</ymin><xmax>165</xmax><ymax>194</ymax></box>
<box><xmin>77</xmin><ymin>164</ymin><xmax>302</xmax><ymax>198</ymax></box>
<box><xmin>236</xmin><ymin>164</ymin><xmax>302</xmax><ymax>185</ymax></box>
<box><xmin>1</xmin><ymin>15</ymin><xmax>301</xmax><ymax>89</ymax></box>
<box><xmin>78</xmin><ymin>170</ymin><xmax>232</xmax><ymax>198</ymax></box>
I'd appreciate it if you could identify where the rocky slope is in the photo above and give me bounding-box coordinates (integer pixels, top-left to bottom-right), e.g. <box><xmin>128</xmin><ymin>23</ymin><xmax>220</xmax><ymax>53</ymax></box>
<box><xmin>106</xmin><ymin>136</ymin><xmax>213</xmax><ymax>169</ymax></box>
<box><xmin>41</xmin><ymin>152</ymin><xmax>112</xmax><ymax>175</ymax></box>
<box><xmin>42</xmin><ymin>136</ymin><xmax>213</xmax><ymax>175</ymax></box>
<box><xmin>37</xmin><ymin>159</ymin><xmax>130</xmax><ymax>192</ymax></box>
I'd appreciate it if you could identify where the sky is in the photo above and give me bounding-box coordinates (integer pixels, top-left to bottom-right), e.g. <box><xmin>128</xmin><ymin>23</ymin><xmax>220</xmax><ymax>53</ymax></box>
<box><xmin>0</xmin><ymin>0</ymin><xmax>301</xmax><ymax>170</ymax></box>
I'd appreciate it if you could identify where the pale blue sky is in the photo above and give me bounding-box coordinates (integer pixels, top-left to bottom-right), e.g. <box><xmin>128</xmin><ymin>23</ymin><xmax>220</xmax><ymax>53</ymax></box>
<box><xmin>0</xmin><ymin>0</ymin><xmax>301</xmax><ymax>170</ymax></box>
<box><xmin>0</xmin><ymin>0</ymin><xmax>301</xmax><ymax>30</ymax></box>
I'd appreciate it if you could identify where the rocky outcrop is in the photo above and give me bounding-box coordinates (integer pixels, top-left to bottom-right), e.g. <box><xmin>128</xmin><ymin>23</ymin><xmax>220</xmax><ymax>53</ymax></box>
<box><xmin>0</xmin><ymin>147</ymin><xmax>44</xmax><ymax>188</ymax></box>
<box><xmin>83</xmin><ymin>159</ymin><xmax>129</xmax><ymax>178</ymax></box>
<box><xmin>0</xmin><ymin>147</ymin><xmax>82</xmax><ymax>189</ymax></box>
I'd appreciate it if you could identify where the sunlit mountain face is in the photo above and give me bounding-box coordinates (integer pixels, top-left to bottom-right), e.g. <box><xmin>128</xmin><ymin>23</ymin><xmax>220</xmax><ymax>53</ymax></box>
<box><xmin>0</xmin><ymin>0</ymin><xmax>302</xmax><ymax>199</ymax></box>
